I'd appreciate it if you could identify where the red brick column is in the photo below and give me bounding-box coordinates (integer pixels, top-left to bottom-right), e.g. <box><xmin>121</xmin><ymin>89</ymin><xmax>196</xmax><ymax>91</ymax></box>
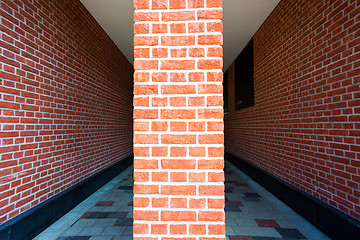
<box><xmin>133</xmin><ymin>0</ymin><xmax>225</xmax><ymax>239</ymax></box>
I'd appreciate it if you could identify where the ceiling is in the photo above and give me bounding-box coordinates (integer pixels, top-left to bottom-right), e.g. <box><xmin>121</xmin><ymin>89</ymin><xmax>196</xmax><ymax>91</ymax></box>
<box><xmin>80</xmin><ymin>0</ymin><xmax>280</xmax><ymax>71</ymax></box>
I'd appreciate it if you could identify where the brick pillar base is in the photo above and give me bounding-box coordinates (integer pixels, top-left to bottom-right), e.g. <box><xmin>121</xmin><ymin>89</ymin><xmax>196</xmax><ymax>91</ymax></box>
<box><xmin>133</xmin><ymin>0</ymin><xmax>225</xmax><ymax>239</ymax></box>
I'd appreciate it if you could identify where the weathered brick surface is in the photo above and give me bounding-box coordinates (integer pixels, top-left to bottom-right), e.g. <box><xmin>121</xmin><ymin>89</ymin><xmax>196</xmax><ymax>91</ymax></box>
<box><xmin>225</xmin><ymin>0</ymin><xmax>360</xmax><ymax>219</ymax></box>
<box><xmin>0</xmin><ymin>0</ymin><xmax>133</xmax><ymax>223</ymax></box>
<box><xmin>133</xmin><ymin>0</ymin><xmax>225</xmax><ymax>238</ymax></box>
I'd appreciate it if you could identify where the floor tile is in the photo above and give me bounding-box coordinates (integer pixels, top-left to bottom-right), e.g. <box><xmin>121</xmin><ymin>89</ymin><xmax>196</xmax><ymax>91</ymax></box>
<box><xmin>89</xmin><ymin>236</ymin><xmax>113</xmax><ymax>240</ymax></box>
<box><xmin>114</xmin><ymin>218</ymin><xmax>133</xmax><ymax>226</ymax></box>
<box><xmin>112</xmin><ymin>236</ymin><xmax>132</xmax><ymax>240</ymax></box>
<box><xmin>101</xmin><ymin>226</ymin><xmax>126</xmax><ymax>236</ymax></box>
<box><xmin>35</xmin><ymin>163</ymin><xmax>329</xmax><ymax>240</ymax></box>
<box><xmin>78</xmin><ymin>227</ymin><xmax>104</xmax><ymax>235</ymax></box>
<box><xmin>254</xmin><ymin>219</ymin><xmax>280</xmax><ymax>228</ymax></box>
<box><xmin>244</xmin><ymin>193</ymin><xmax>261</xmax><ymax>198</ymax></box>
<box><xmin>122</xmin><ymin>227</ymin><xmax>133</xmax><ymax>236</ymax></box>
<box><xmin>275</xmin><ymin>228</ymin><xmax>307</xmax><ymax>239</ymax></box>
<box><xmin>57</xmin><ymin>237</ymin><xmax>91</xmax><ymax>240</ymax></box>
<box><xmin>61</xmin><ymin>227</ymin><xmax>84</xmax><ymax>236</ymax></box>
<box><xmin>94</xmin><ymin>219</ymin><xmax>117</xmax><ymax>227</ymax></box>
<box><xmin>95</xmin><ymin>201</ymin><xmax>115</xmax><ymax>207</ymax></box>
<box><xmin>72</xmin><ymin>219</ymin><xmax>98</xmax><ymax>227</ymax></box>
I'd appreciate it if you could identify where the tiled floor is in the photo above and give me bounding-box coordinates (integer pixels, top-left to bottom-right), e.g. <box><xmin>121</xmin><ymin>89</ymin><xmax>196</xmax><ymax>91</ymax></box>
<box><xmin>35</xmin><ymin>161</ymin><xmax>330</xmax><ymax>240</ymax></box>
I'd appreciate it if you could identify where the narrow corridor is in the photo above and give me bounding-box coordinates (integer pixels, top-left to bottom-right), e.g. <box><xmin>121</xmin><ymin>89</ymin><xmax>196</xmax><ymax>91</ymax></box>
<box><xmin>35</xmin><ymin>162</ymin><xmax>329</xmax><ymax>240</ymax></box>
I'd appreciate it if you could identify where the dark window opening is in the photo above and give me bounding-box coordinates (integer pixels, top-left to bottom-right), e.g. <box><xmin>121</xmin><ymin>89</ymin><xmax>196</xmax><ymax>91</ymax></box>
<box><xmin>235</xmin><ymin>39</ymin><xmax>254</xmax><ymax>110</ymax></box>
<box><xmin>223</xmin><ymin>71</ymin><xmax>228</xmax><ymax>113</ymax></box>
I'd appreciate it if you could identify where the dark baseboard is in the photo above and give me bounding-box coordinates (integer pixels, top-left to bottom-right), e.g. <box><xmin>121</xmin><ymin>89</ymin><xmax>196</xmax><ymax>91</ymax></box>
<box><xmin>225</xmin><ymin>150</ymin><xmax>360</xmax><ymax>240</ymax></box>
<box><xmin>0</xmin><ymin>155</ymin><xmax>132</xmax><ymax>240</ymax></box>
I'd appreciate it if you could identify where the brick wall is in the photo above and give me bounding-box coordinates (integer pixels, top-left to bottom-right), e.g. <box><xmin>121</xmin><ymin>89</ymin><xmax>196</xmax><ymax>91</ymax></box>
<box><xmin>0</xmin><ymin>0</ymin><xmax>133</xmax><ymax>223</ymax></box>
<box><xmin>225</xmin><ymin>0</ymin><xmax>360</xmax><ymax>219</ymax></box>
<box><xmin>133</xmin><ymin>0</ymin><xmax>225</xmax><ymax>238</ymax></box>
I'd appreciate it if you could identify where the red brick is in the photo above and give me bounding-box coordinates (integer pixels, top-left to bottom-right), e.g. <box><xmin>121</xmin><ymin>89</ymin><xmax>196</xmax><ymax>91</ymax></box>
<box><xmin>189</xmin><ymin>97</ymin><xmax>205</xmax><ymax>107</ymax></box>
<box><xmin>171</xmin><ymin>48</ymin><xmax>187</xmax><ymax>58</ymax></box>
<box><xmin>189</xmin><ymin>224</ymin><xmax>206</xmax><ymax>235</ymax></box>
<box><xmin>189</xmin><ymin>172</ymin><xmax>206</xmax><ymax>182</ymax></box>
<box><xmin>134</xmin><ymin>184</ymin><xmax>159</xmax><ymax>194</ymax></box>
<box><xmin>207</xmin><ymin>47</ymin><xmax>223</xmax><ymax>57</ymax></box>
<box><xmin>134</xmin><ymin>109</ymin><xmax>158</xmax><ymax>119</ymax></box>
<box><xmin>134</xmin><ymin>223</ymin><xmax>149</xmax><ymax>234</ymax></box>
<box><xmin>198</xmin><ymin>211</ymin><xmax>225</xmax><ymax>221</ymax></box>
<box><xmin>207</xmin><ymin>96</ymin><xmax>223</xmax><ymax>106</ymax></box>
<box><xmin>134</xmin><ymin>97</ymin><xmax>150</xmax><ymax>107</ymax></box>
<box><xmin>151</xmin><ymin>224</ymin><xmax>167</xmax><ymax>234</ymax></box>
<box><xmin>188</xmin><ymin>0</ymin><xmax>205</xmax><ymax>8</ymax></box>
<box><xmin>199</xmin><ymin>159</ymin><xmax>224</xmax><ymax>169</ymax></box>
<box><xmin>162</xmin><ymin>85</ymin><xmax>196</xmax><ymax>94</ymax></box>
<box><xmin>170</xmin><ymin>97</ymin><xmax>186</xmax><ymax>107</ymax></box>
<box><xmin>170</xmin><ymin>147</ymin><xmax>187</xmax><ymax>157</ymax></box>
<box><xmin>152</xmin><ymin>24</ymin><xmax>168</xmax><ymax>33</ymax></box>
<box><xmin>152</xmin><ymin>147</ymin><xmax>168</xmax><ymax>157</ymax></box>
<box><xmin>133</xmin><ymin>197</ymin><xmax>150</xmax><ymax>207</ymax></box>
<box><xmin>133</xmin><ymin>0</ymin><xmax>226</xmax><ymax>235</ymax></box>
<box><xmin>161</xmin><ymin>159</ymin><xmax>196</xmax><ymax>169</ymax></box>
<box><xmin>134</xmin><ymin>12</ymin><xmax>159</xmax><ymax>21</ymax></box>
<box><xmin>134</xmin><ymin>122</ymin><xmax>150</xmax><ymax>131</ymax></box>
<box><xmin>152</xmin><ymin>172</ymin><xmax>169</xmax><ymax>182</ymax></box>
<box><xmin>198</xmin><ymin>134</ymin><xmax>224</xmax><ymax>144</ymax></box>
<box><xmin>162</xmin><ymin>185</ymin><xmax>196</xmax><ymax>195</ymax></box>
<box><xmin>161</xmin><ymin>211</ymin><xmax>196</xmax><ymax>221</ymax></box>
<box><xmin>198</xmin><ymin>109</ymin><xmax>223</xmax><ymax>119</ymax></box>
<box><xmin>198</xmin><ymin>9</ymin><xmax>222</xmax><ymax>19</ymax></box>
<box><xmin>170</xmin><ymin>72</ymin><xmax>186</xmax><ymax>82</ymax></box>
<box><xmin>134</xmin><ymin>23</ymin><xmax>150</xmax><ymax>34</ymax></box>
<box><xmin>207</xmin><ymin>22</ymin><xmax>223</xmax><ymax>32</ymax></box>
<box><xmin>171</xmin><ymin>198</ymin><xmax>187</xmax><ymax>208</ymax></box>
<box><xmin>134</xmin><ymin>172</ymin><xmax>150</xmax><ymax>182</ymax></box>
<box><xmin>208</xmin><ymin>224</ymin><xmax>225</xmax><ymax>235</ymax></box>
<box><xmin>153</xmin><ymin>198</ymin><xmax>169</xmax><ymax>208</ymax></box>
<box><xmin>188</xmin><ymin>22</ymin><xmax>205</xmax><ymax>33</ymax></box>
<box><xmin>198</xmin><ymin>59</ymin><xmax>223</xmax><ymax>70</ymax></box>
<box><xmin>207</xmin><ymin>121</ymin><xmax>224</xmax><ymax>131</ymax></box>
<box><xmin>206</xmin><ymin>0</ymin><xmax>222</xmax><ymax>8</ymax></box>
<box><xmin>152</xmin><ymin>97</ymin><xmax>168</xmax><ymax>107</ymax></box>
<box><xmin>152</xmin><ymin>72</ymin><xmax>168</xmax><ymax>82</ymax></box>
<box><xmin>152</xmin><ymin>0</ymin><xmax>168</xmax><ymax>9</ymax></box>
<box><xmin>189</xmin><ymin>147</ymin><xmax>206</xmax><ymax>156</ymax></box>
<box><xmin>134</xmin><ymin>159</ymin><xmax>159</xmax><ymax>169</ymax></box>
<box><xmin>134</xmin><ymin>147</ymin><xmax>150</xmax><ymax>157</ymax></box>
<box><xmin>189</xmin><ymin>48</ymin><xmax>205</xmax><ymax>57</ymax></box>
<box><xmin>161</xmin><ymin>134</ymin><xmax>196</xmax><ymax>144</ymax></box>
<box><xmin>170</xmin><ymin>172</ymin><xmax>187</xmax><ymax>182</ymax></box>
<box><xmin>134</xmin><ymin>60</ymin><xmax>158</xmax><ymax>70</ymax></box>
<box><xmin>189</xmin><ymin>122</ymin><xmax>206</xmax><ymax>131</ymax></box>
<box><xmin>134</xmin><ymin>0</ymin><xmax>150</xmax><ymax>9</ymax></box>
<box><xmin>170</xmin><ymin>23</ymin><xmax>187</xmax><ymax>33</ymax></box>
<box><xmin>170</xmin><ymin>224</ymin><xmax>187</xmax><ymax>234</ymax></box>
<box><xmin>189</xmin><ymin>72</ymin><xmax>205</xmax><ymax>82</ymax></box>
<box><xmin>170</xmin><ymin>122</ymin><xmax>187</xmax><ymax>131</ymax></box>
<box><xmin>198</xmin><ymin>35</ymin><xmax>223</xmax><ymax>45</ymax></box>
<box><xmin>208</xmin><ymin>198</ymin><xmax>224</xmax><ymax>209</ymax></box>
<box><xmin>152</xmin><ymin>122</ymin><xmax>168</xmax><ymax>131</ymax></box>
<box><xmin>169</xmin><ymin>0</ymin><xmax>186</xmax><ymax>9</ymax></box>
<box><xmin>199</xmin><ymin>185</ymin><xmax>224</xmax><ymax>196</ymax></box>
<box><xmin>161</xmin><ymin>60</ymin><xmax>195</xmax><ymax>70</ymax></box>
<box><xmin>134</xmin><ymin>72</ymin><xmax>150</xmax><ymax>82</ymax></box>
<box><xmin>161</xmin><ymin>109</ymin><xmax>196</xmax><ymax>119</ymax></box>
<box><xmin>152</xmin><ymin>48</ymin><xmax>168</xmax><ymax>58</ymax></box>
<box><xmin>134</xmin><ymin>210</ymin><xmax>159</xmax><ymax>221</ymax></box>
<box><xmin>189</xmin><ymin>198</ymin><xmax>206</xmax><ymax>208</ymax></box>
<box><xmin>162</xmin><ymin>11</ymin><xmax>195</xmax><ymax>21</ymax></box>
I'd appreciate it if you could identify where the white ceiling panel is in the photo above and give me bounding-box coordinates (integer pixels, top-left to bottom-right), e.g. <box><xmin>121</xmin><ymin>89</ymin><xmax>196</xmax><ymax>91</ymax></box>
<box><xmin>80</xmin><ymin>0</ymin><xmax>280</xmax><ymax>70</ymax></box>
